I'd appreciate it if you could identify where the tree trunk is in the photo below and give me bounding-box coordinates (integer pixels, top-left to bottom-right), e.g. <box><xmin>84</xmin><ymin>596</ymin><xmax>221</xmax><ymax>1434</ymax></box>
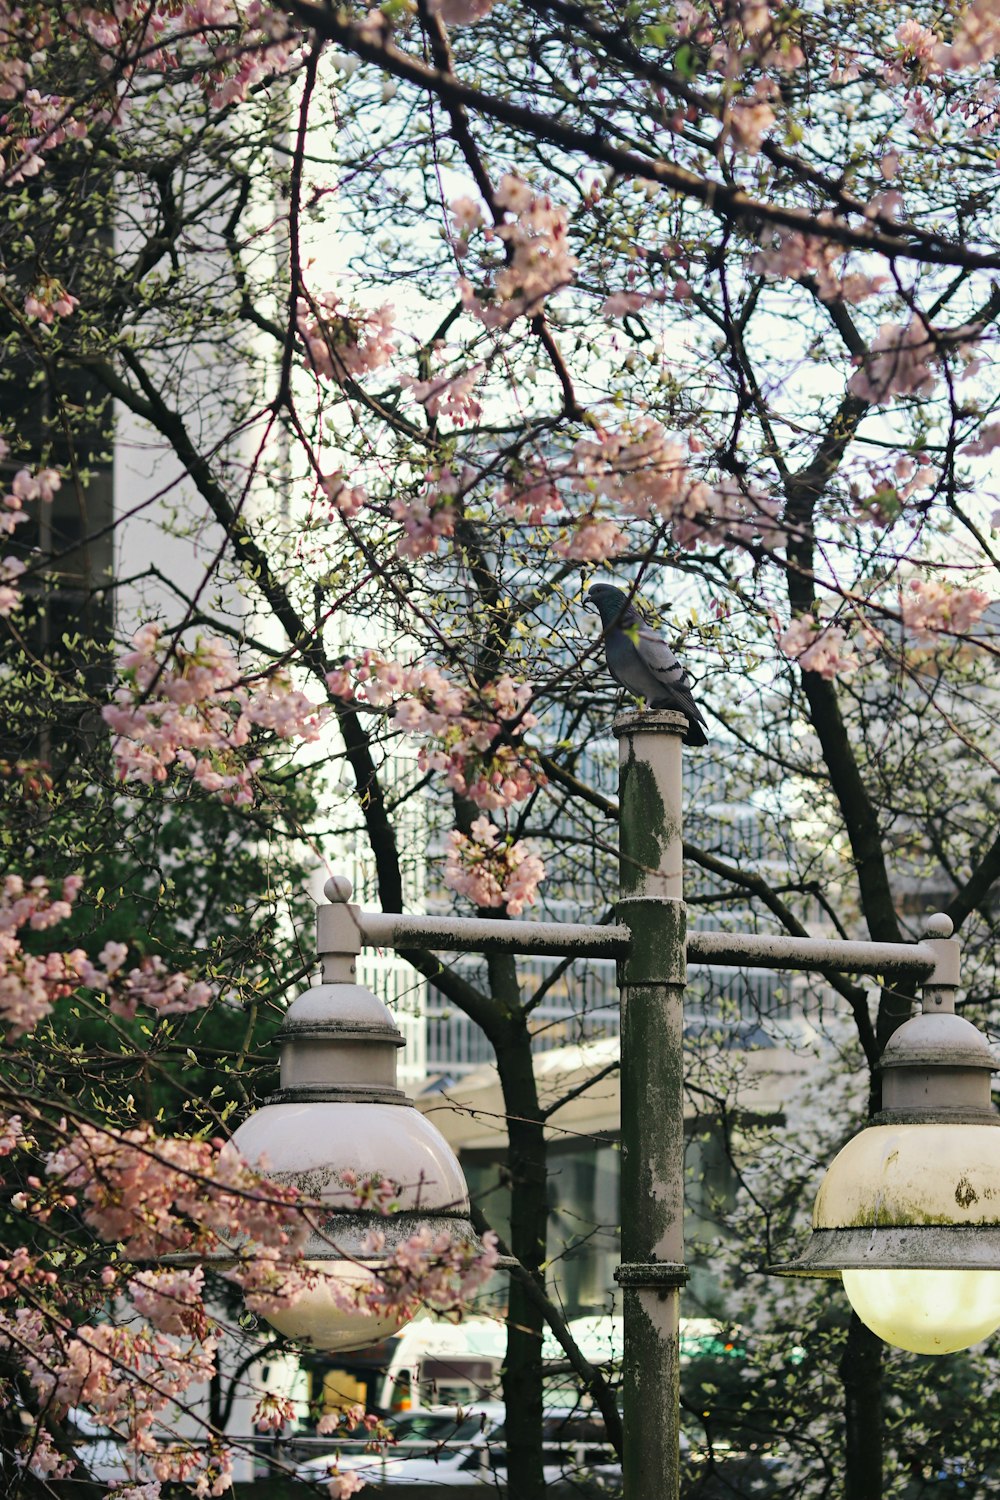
<box><xmin>490</xmin><ymin>952</ymin><xmax>547</xmax><ymax>1500</ymax></box>
<box><xmin>840</xmin><ymin>1314</ymin><xmax>883</xmax><ymax>1500</ymax></box>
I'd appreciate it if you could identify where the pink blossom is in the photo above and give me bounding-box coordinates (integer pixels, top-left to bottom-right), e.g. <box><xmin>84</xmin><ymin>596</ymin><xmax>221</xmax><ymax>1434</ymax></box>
<box><xmin>961</xmin><ymin>420</ymin><xmax>1000</xmax><ymax>455</ymax></box>
<box><xmin>956</xmin><ymin>78</ymin><xmax>1000</xmax><ymax>135</ymax></box>
<box><xmin>458</xmin><ymin>175</ymin><xmax>577</xmax><ymax>327</ymax></box>
<box><xmin>252</xmin><ymin>1393</ymin><xmax>299</xmax><ymax>1433</ymax></box>
<box><xmin>899</xmin><ymin>579</ymin><xmax>990</xmax><ymax>640</ymax></box>
<box><xmin>427</xmin><ymin>0</ymin><xmax>496</xmax><ymax>21</ymax></box>
<box><xmin>46</xmin><ymin>1123</ymin><xmax>307</xmax><ymax>1263</ymax></box>
<box><xmin>498</xmin><ymin>472</ymin><xmax>564</xmax><ymax>523</ymax></box>
<box><xmin>390</xmin><ymin>467</ymin><xmax>459</xmax><ymax>558</ymax></box>
<box><xmin>445</xmin><ymin>822</ymin><xmax>546</xmax><ymax>914</ymax></box>
<box><xmin>904</xmin><ymin>89</ymin><xmax>936</xmax><ymax>133</ymax></box>
<box><xmin>778</xmin><ymin>616</ymin><xmax>858</xmax><ymax>678</ymax></box>
<box><xmin>322</xmin><ymin>473</ymin><xmax>367</xmax><ymax>519</ymax></box>
<box><xmin>328</xmin><ymin>1472</ymin><xmax>367</xmax><ymax>1499</ymax></box>
<box><xmin>130</xmin><ymin>1267</ymin><xmax>209</xmax><ymax>1339</ymax></box>
<box><xmin>0</xmin><ymin>1113</ymin><xmax>23</xmax><ymax>1156</ymax></box>
<box><xmin>933</xmin><ymin>0</ymin><xmax>1000</xmax><ymax>71</ymax></box>
<box><xmin>0</xmin><ymin>874</ymin><xmax>100</xmax><ymax>1037</ymax></box>
<box><xmin>299</xmin><ymin>292</ymin><xmax>395</xmax><ymax>386</ymax></box>
<box><xmin>848</xmin><ymin>319</ymin><xmax>939</xmax><ymax>404</ymax></box>
<box><xmin>103</xmin><ymin>628</ymin><xmax>328</xmax><ymax>804</ymax></box>
<box><xmin>0</xmin><ymin>557</ymin><xmax>26</xmax><ymax>617</ymax></box>
<box><xmin>830</xmin><ymin>50</ymin><xmax>862</xmax><ymax>83</ymax></box>
<box><xmin>451</xmin><ymin>196</ymin><xmax>485</xmax><ymax>233</ymax></box>
<box><xmin>601</xmin><ymin>290</ymin><xmax>664</xmax><ymax>319</ymax></box>
<box><xmin>888</xmin><ymin>18</ymin><xmax>940</xmax><ymax>81</ymax></box>
<box><xmin>336</xmin><ymin>654</ymin><xmax>544</xmax><ymax>811</ymax></box>
<box><xmin>726</xmin><ymin>82</ymin><xmax>777</xmax><ymax>152</ymax></box>
<box><xmin>18</xmin><ymin>1428</ymin><xmax>77</xmax><ymax>1481</ymax></box>
<box><xmin>403</xmin><ymin>364</ymin><xmax>484</xmax><ymax>427</ymax></box>
<box><xmin>372</xmin><ymin>1227</ymin><xmax>500</xmax><ymax>1315</ymax></box>
<box><xmin>753</xmin><ymin>227</ymin><xmax>888</xmax><ymax>303</ymax></box>
<box><xmin>23</xmin><ymin>279</ymin><xmax>79</xmax><ymax>323</ymax></box>
<box><xmin>569</xmin><ymin>419</ymin><xmax>708</xmax><ymax>523</ymax></box>
<box><xmin>553</xmin><ymin>517</ymin><xmax>628</xmax><ymax>561</ymax></box>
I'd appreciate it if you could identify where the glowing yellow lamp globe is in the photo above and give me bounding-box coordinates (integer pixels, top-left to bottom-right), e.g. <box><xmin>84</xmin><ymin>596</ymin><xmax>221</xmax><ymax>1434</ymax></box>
<box><xmin>777</xmin><ymin>1121</ymin><xmax>1000</xmax><ymax>1355</ymax></box>
<box><xmin>841</xmin><ymin>1267</ymin><xmax>1000</xmax><ymax>1355</ymax></box>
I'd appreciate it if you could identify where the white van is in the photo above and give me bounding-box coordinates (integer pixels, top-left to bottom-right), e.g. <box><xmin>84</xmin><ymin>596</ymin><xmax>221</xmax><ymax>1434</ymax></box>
<box><xmin>376</xmin><ymin>1316</ymin><xmax>508</xmax><ymax>1410</ymax></box>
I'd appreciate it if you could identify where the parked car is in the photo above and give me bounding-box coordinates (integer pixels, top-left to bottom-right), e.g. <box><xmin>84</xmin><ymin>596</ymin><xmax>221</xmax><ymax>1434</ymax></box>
<box><xmin>293</xmin><ymin>1402</ymin><xmax>625</xmax><ymax>1491</ymax></box>
<box><xmin>292</xmin><ymin>1404</ymin><xmax>504</xmax><ymax>1488</ymax></box>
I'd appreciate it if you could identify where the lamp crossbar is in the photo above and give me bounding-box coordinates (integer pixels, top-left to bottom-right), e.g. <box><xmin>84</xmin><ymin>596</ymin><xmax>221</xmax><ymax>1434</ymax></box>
<box><xmin>350</xmin><ymin>909</ymin><xmax>937</xmax><ymax>980</ymax></box>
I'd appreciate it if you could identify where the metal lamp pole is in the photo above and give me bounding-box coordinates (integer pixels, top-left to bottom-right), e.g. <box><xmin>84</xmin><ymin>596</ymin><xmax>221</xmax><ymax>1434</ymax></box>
<box><xmin>613</xmin><ymin>709</ymin><xmax>688</xmax><ymax>1500</ymax></box>
<box><xmin>328</xmin><ymin>707</ymin><xmax>961</xmax><ymax>1500</ymax></box>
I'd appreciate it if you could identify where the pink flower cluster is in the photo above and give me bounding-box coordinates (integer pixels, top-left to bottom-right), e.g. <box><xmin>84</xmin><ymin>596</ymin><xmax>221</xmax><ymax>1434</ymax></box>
<box><xmin>3</xmin><ymin>1117</ymin><xmax>501</xmax><ymax>1498</ymax></box>
<box><xmin>753</xmin><ymin>227</ymin><xmax>888</xmax><ymax>304</ymax></box>
<box><xmin>0</xmin><ymin>5</ymin><xmax>299</xmax><ymax>189</ymax></box>
<box><xmin>252</xmin><ymin>1392</ymin><xmax>300</xmax><ymax>1433</ymax></box>
<box><xmin>0</xmin><ymin>874</ymin><xmax>190</xmax><ymax>1037</ymax></box>
<box><xmin>498</xmin><ymin>471</ymin><xmax>564</xmax><ymax>524</ymax></box>
<box><xmin>778</xmin><ymin>615</ymin><xmax>859</xmax><ymax>679</ymax></box>
<box><xmin>426</xmin><ymin>0</ymin><xmax>497</xmax><ymax>23</ymax></box>
<box><xmin>18</xmin><ymin>1427</ymin><xmax>78</xmax><ymax>1481</ymax></box>
<box><xmin>24</xmin><ymin>276</ymin><xmax>80</xmax><ymax>322</ymax></box>
<box><xmin>848</xmin><ymin>319</ymin><xmax>939</xmax><ymax>404</ymax></box>
<box><xmin>328</xmin><ymin>1470</ymin><xmax>367</xmax><ymax>1499</ymax></box>
<box><xmin>402</xmin><ymin>362</ymin><xmax>484</xmax><ymax>428</ymax></box>
<box><xmin>570</xmin><ymin>420</ymin><xmax>704</xmax><ymax>522</ymax></box>
<box><xmin>70</xmin><ymin>1</ymin><xmax>300</xmax><ymax>109</ymax></box>
<box><xmin>554</xmin><ymin>516</ymin><xmax>629</xmax><ymax>561</ymax></box>
<box><xmin>364</xmin><ymin>1225</ymin><xmax>500</xmax><ymax>1317</ymax></box>
<box><xmin>0</xmin><ymin>444</ymin><xmax>60</xmax><ymax>536</ymax></box>
<box><xmin>0</xmin><ymin>1111</ymin><xmax>23</xmax><ymax>1157</ymax></box>
<box><xmin>299</xmin><ymin>292</ymin><xmax>396</xmax><ymax>386</ymax></box>
<box><xmin>963</xmin><ymin>419</ymin><xmax>1000</xmax><ymax>456</ymax></box>
<box><xmin>934</xmin><ymin>0</ymin><xmax>1000</xmax><ymax>72</ymax></box>
<box><xmin>444</xmin><ymin>817</ymin><xmax>546</xmax><ymax>914</ymax></box>
<box><xmin>455</xmin><ymin>176</ymin><xmax>577</xmax><ymax>329</ymax></box>
<box><xmin>103</xmin><ymin>624</ymin><xmax>328</xmax><ymax>805</ymax></box>
<box><xmin>726</xmin><ymin>81</ymin><xmax>778</xmax><ymax>153</ymax></box>
<box><xmin>390</xmin><ymin>465</ymin><xmax>461</xmax><ymax>559</ymax></box>
<box><xmin>884</xmin><ymin>18</ymin><xmax>940</xmax><ymax>82</ymax></box>
<box><xmin>549</xmin><ymin>419</ymin><xmax>785</xmax><ymax>559</ymax></box>
<box><xmin>5</xmin><ymin>1308</ymin><xmax>229</xmax><ymax>1497</ymax></box>
<box><xmin>673</xmin><ymin>0</ymin><xmax>805</xmax><ymax>78</ymax></box>
<box><xmin>322</xmin><ymin>472</ymin><xmax>368</xmax><ymax>520</ymax></box>
<box><xmin>845</xmin><ymin>454</ymin><xmax>938</xmax><ymax>527</ymax></box>
<box><xmin>328</xmin><ymin>654</ymin><xmax>545</xmax><ymax>811</ymax></box>
<box><xmin>130</xmin><ymin>1266</ymin><xmax>211</xmax><ymax>1340</ymax></box>
<box><xmin>899</xmin><ymin>579</ymin><xmax>991</xmax><ymax>640</ymax></box>
<box><xmin>0</xmin><ymin>874</ymin><xmax>213</xmax><ymax>1039</ymax></box>
<box><xmin>0</xmin><ymin>446</ymin><xmax>61</xmax><ymax>614</ymax></box>
<box><xmin>46</xmin><ymin>1122</ymin><xmax>308</xmax><ymax>1262</ymax></box>
<box><xmin>0</xmin><ymin>555</ymin><xmax>25</xmax><ymax>617</ymax></box>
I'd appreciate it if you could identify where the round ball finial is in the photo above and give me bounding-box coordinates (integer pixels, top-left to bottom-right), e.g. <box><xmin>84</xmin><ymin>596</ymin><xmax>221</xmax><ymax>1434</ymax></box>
<box><xmin>923</xmin><ymin>912</ymin><xmax>954</xmax><ymax>939</ymax></box>
<box><xmin>324</xmin><ymin>874</ymin><xmax>354</xmax><ymax>905</ymax></box>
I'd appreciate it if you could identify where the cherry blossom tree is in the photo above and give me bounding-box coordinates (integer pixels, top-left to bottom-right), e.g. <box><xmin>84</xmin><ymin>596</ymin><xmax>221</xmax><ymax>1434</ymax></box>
<box><xmin>0</xmin><ymin>1</ymin><xmax>999</xmax><ymax>1498</ymax></box>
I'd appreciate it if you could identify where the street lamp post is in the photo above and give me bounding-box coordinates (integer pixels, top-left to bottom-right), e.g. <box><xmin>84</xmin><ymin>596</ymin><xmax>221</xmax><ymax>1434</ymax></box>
<box><xmin>233</xmin><ymin>707</ymin><xmax>999</xmax><ymax>1500</ymax></box>
<box><xmin>612</xmin><ymin>710</ymin><xmax>688</xmax><ymax>1500</ymax></box>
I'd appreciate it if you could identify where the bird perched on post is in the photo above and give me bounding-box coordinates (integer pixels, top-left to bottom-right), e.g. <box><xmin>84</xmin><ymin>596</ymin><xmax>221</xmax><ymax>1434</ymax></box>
<box><xmin>588</xmin><ymin>582</ymin><xmax>708</xmax><ymax>747</ymax></box>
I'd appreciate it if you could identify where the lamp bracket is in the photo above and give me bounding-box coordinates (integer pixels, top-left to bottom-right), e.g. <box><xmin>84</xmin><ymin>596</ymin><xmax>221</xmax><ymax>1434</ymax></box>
<box><xmin>265</xmin><ymin>1084</ymin><xmax>410</xmax><ymax>1106</ymax></box>
<box><xmin>614</xmin><ymin>1261</ymin><xmax>688</xmax><ymax>1289</ymax></box>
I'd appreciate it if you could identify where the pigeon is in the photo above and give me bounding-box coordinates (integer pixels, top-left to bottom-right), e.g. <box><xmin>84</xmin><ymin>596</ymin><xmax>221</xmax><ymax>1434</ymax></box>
<box><xmin>588</xmin><ymin>583</ymin><xmax>708</xmax><ymax>747</ymax></box>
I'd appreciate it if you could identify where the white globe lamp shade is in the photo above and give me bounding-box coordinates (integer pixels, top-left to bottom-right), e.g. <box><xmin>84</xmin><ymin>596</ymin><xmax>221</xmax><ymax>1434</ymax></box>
<box><xmin>229</xmin><ymin>880</ymin><xmax>480</xmax><ymax>1352</ymax></box>
<box><xmin>771</xmin><ymin>929</ymin><xmax>1000</xmax><ymax>1356</ymax></box>
<box><xmin>257</xmin><ymin>1260</ymin><xmax>412</xmax><ymax>1352</ymax></box>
